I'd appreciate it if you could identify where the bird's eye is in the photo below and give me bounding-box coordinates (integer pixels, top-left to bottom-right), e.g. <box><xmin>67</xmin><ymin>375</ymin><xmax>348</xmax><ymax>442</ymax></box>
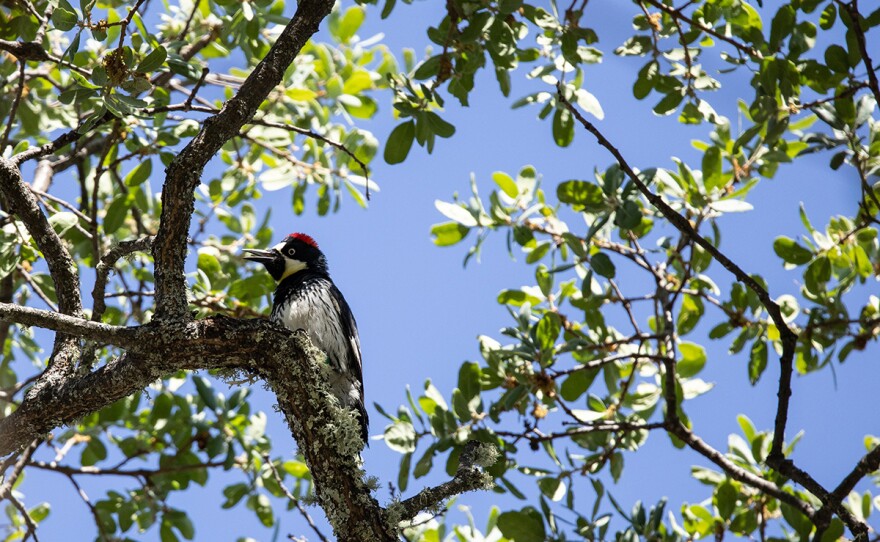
<box><xmin>287</xmin><ymin>248</ymin><xmax>296</xmax><ymax>257</ymax></box>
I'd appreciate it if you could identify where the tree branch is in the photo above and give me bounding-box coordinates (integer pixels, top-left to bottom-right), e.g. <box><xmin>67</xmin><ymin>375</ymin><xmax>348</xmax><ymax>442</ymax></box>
<box><xmin>641</xmin><ymin>0</ymin><xmax>763</xmax><ymax>60</ymax></box>
<box><xmin>152</xmin><ymin>0</ymin><xmax>336</xmax><ymax>321</ymax></box>
<box><xmin>91</xmin><ymin>236</ymin><xmax>154</xmax><ymax>322</ymax></box>
<box><xmin>394</xmin><ymin>440</ymin><xmax>494</xmax><ymax>521</ymax></box>
<box><xmin>558</xmin><ymin>88</ymin><xmax>870</xmax><ymax>540</ymax></box>
<box><xmin>0</xmin><ymin>302</ymin><xmax>139</xmax><ymax>348</ymax></box>
<box><xmin>836</xmin><ymin>0</ymin><xmax>880</xmax><ymax>105</ymax></box>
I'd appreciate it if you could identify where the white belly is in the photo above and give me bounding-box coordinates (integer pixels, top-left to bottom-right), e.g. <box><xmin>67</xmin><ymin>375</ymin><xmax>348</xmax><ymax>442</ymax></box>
<box><xmin>273</xmin><ymin>287</ymin><xmax>348</xmax><ymax>372</ymax></box>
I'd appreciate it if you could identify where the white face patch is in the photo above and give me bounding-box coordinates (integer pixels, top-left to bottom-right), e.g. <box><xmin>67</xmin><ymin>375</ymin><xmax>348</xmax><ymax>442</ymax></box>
<box><xmin>281</xmin><ymin>258</ymin><xmax>307</xmax><ymax>280</ymax></box>
<box><xmin>273</xmin><ymin>242</ymin><xmax>307</xmax><ymax>280</ymax></box>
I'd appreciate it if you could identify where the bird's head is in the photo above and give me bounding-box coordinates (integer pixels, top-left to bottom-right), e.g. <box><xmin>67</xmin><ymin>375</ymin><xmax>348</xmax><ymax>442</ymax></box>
<box><xmin>242</xmin><ymin>233</ymin><xmax>328</xmax><ymax>281</ymax></box>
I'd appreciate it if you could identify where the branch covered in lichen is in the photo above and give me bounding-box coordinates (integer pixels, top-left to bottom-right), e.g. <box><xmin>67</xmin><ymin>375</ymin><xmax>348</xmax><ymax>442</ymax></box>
<box><xmin>392</xmin><ymin>441</ymin><xmax>497</xmax><ymax>524</ymax></box>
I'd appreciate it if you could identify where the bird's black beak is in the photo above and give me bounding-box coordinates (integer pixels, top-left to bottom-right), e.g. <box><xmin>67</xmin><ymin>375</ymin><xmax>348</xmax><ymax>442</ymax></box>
<box><xmin>242</xmin><ymin>248</ymin><xmax>279</xmax><ymax>265</ymax></box>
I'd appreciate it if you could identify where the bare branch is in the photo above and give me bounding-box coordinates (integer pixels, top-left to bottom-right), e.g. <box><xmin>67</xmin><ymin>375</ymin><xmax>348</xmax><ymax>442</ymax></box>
<box><xmin>92</xmin><ymin>236</ymin><xmax>154</xmax><ymax>322</ymax></box>
<box><xmin>1</xmin><ymin>63</ymin><xmax>27</xmax><ymax>154</ymax></box>
<box><xmin>0</xmin><ymin>302</ymin><xmax>138</xmax><ymax>348</ymax></box>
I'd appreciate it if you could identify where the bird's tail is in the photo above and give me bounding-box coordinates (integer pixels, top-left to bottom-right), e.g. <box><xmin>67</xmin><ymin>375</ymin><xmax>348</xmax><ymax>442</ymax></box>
<box><xmin>353</xmin><ymin>397</ymin><xmax>369</xmax><ymax>446</ymax></box>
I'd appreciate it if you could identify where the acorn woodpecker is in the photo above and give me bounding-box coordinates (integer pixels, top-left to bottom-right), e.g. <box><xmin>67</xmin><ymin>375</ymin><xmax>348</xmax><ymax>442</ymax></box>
<box><xmin>243</xmin><ymin>233</ymin><xmax>368</xmax><ymax>444</ymax></box>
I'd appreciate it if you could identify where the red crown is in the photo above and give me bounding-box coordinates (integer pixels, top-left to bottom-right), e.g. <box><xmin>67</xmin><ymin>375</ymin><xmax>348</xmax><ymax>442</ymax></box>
<box><xmin>287</xmin><ymin>232</ymin><xmax>318</xmax><ymax>248</ymax></box>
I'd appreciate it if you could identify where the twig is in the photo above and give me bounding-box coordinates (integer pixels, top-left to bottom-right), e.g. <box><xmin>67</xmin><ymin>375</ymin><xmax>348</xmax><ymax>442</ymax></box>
<box><xmin>184</xmin><ymin>67</ymin><xmax>210</xmax><ymax>111</ymax></box>
<box><xmin>8</xmin><ymin>493</ymin><xmax>41</xmax><ymax>541</ymax></box>
<box><xmin>176</xmin><ymin>0</ymin><xmax>203</xmax><ymax>40</ymax></box>
<box><xmin>0</xmin><ymin>439</ymin><xmax>41</xmax><ymax>493</ymax></box>
<box><xmin>92</xmin><ymin>236</ymin><xmax>154</xmax><ymax>322</ymax></box>
<box><xmin>641</xmin><ymin>0</ymin><xmax>763</xmax><ymax>59</ymax></box>
<box><xmin>116</xmin><ymin>0</ymin><xmax>149</xmax><ymax>50</ymax></box>
<box><xmin>28</xmin><ymin>459</ymin><xmax>227</xmax><ymax>478</ymax></box>
<box><xmin>264</xmin><ymin>455</ymin><xmax>329</xmax><ymax>542</ymax></box>
<box><xmin>0</xmin><ymin>302</ymin><xmax>139</xmax><ymax>349</ymax></box>
<box><xmin>65</xmin><ymin>474</ymin><xmax>110</xmax><ymax>541</ymax></box>
<box><xmin>31</xmin><ymin>160</ymin><xmax>54</xmax><ymax>193</ymax></box>
<box><xmin>835</xmin><ymin>0</ymin><xmax>880</xmax><ymax>105</ymax></box>
<box><xmin>17</xmin><ymin>265</ymin><xmax>59</xmax><ymax>312</ymax></box>
<box><xmin>1</xmin><ymin>63</ymin><xmax>27</xmax><ymax>154</ymax></box>
<box><xmin>249</xmin><ymin>116</ymin><xmax>372</xmax><ymax>196</ymax></box>
<box><xmin>30</xmin><ymin>187</ymin><xmax>92</xmax><ymax>225</ymax></box>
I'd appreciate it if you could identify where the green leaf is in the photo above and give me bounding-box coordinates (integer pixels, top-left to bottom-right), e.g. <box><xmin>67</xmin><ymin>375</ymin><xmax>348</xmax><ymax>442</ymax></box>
<box><xmin>384</xmin><ymin>421</ymin><xmax>416</xmax><ymax>453</ymax></box>
<box><xmin>103</xmin><ymin>196</ymin><xmax>129</xmax><ymax>233</ymax></box>
<box><xmin>678</xmin><ymin>342</ymin><xmax>707</xmax><ymax>378</ymax></box>
<box><xmin>538</xmin><ymin>477</ymin><xmax>566</xmax><ymax>502</ymax></box>
<box><xmin>536</xmin><ymin>313</ymin><xmax>561</xmax><ymax>354</ymax></box>
<box><xmin>247</xmin><ymin>494</ymin><xmax>274</xmax><ymax>527</ymax></box>
<box><xmin>557</xmin><ymin>180</ymin><xmax>605</xmax><ymax>211</ymax></box>
<box><xmin>124</xmin><ymin>159</ymin><xmax>152</xmax><ymax>186</ymax></box>
<box><xmin>493</xmin><ymin>171</ymin><xmax>519</xmax><ymax>198</ymax></box>
<box><xmin>560</xmin><ymin>369</ymin><xmax>597</xmax><ymax>401</ymax></box>
<box><xmin>425</xmin><ymin>112</ymin><xmax>455</xmax><ymax>138</ymax></box>
<box><xmin>590</xmin><ymin>252</ymin><xmax>615</xmax><ymax>278</ymax></box>
<box><xmin>497</xmin><ymin>508</ymin><xmax>546</xmax><ymax>542</ymax></box>
<box><xmin>824</xmin><ymin>44</ymin><xmax>850</xmax><ymax>73</ymax></box>
<box><xmin>221</xmin><ymin>484</ymin><xmax>249</xmax><ymax>509</ymax></box>
<box><xmin>384</xmin><ymin>121</ymin><xmax>415</xmax><ymax>164</ymax></box>
<box><xmin>677</xmin><ymin>294</ymin><xmax>704</xmax><ymax>336</ymax></box>
<box><xmin>29</xmin><ymin>503</ymin><xmax>50</xmax><ymax>523</ymax></box>
<box><xmin>430</xmin><ymin>222</ymin><xmax>469</xmax><ymax>246</ymax></box>
<box><xmin>773</xmin><ymin>236</ymin><xmax>813</xmax><ymax>265</ymax></box>
<box><xmin>197</xmin><ymin>249</ymin><xmax>221</xmax><ymax>276</ymax></box>
<box><xmin>497</xmin><ymin>289</ymin><xmax>542</xmax><ymax>306</ymax></box>
<box><xmin>769</xmin><ymin>5</ymin><xmax>795</xmax><ymax>50</ymax></box>
<box><xmin>336</xmin><ymin>6</ymin><xmax>365</xmax><ymax>43</ymax></box>
<box><xmin>397</xmin><ymin>452</ymin><xmax>411</xmax><ymax>492</ymax></box>
<box><xmin>136</xmin><ymin>46</ymin><xmax>167</xmax><ymax>73</ymax></box>
<box><xmin>192</xmin><ymin>376</ymin><xmax>217</xmax><ymax>410</ymax></box>
<box><xmin>748</xmin><ymin>340</ymin><xmax>768</xmax><ymax>385</ymax></box>
<box><xmin>701</xmin><ymin>147</ymin><xmax>723</xmax><ymax>191</ymax></box>
<box><xmin>552</xmin><ymin>108</ymin><xmax>574</xmax><ymax>147</ymax></box>
<box><xmin>52</xmin><ymin>7</ymin><xmax>78</xmax><ymax>31</ymax></box>
<box><xmin>713</xmin><ymin>480</ymin><xmax>738</xmax><ymax>519</ymax></box>
<box><xmin>804</xmin><ymin>255</ymin><xmax>831</xmax><ymax>294</ymax></box>
<box><xmin>819</xmin><ymin>3</ymin><xmax>837</xmax><ymax>30</ymax></box>
<box><xmin>458</xmin><ymin>362</ymin><xmax>481</xmax><ymax>401</ymax></box>
<box><xmin>614</xmin><ymin>200</ymin><xmax>642</xmax><ymax>229</ymax></box>
<box><xmin>49</xmin><ymin>212</ymin><xmax>79</xmax><ymax>235</ymax></box>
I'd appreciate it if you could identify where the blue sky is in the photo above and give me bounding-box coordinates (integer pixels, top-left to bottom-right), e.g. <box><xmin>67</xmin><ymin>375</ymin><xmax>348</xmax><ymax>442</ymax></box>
<box><xmin>18</xmin><ymin>0</ymin><xmax>879</xmax><ymax>540</ymax></box>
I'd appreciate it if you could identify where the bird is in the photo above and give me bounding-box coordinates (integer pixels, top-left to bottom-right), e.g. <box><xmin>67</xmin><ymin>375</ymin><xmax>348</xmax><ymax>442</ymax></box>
<box><xmin>243</xmin><ymin>233</ymin><xmax>368</xmax><ymax>444</ymax></box>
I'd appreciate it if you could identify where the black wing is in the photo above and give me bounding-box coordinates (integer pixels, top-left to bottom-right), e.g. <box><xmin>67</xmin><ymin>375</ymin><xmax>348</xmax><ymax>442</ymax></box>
<box><xmin>329</xmin><ymin>283</ymin><xmax>369</xmax><ymax>442</ymax></box>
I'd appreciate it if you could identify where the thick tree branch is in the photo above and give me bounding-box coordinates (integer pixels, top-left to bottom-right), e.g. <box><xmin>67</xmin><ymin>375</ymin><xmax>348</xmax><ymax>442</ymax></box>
<box><xmin>0</xmin><ymin>160</ymin><xmax>82</xmax><ymax>318</ymax></box>
<box><xmin>152</xmin><ymin>0</ymin><xmax>335</xmax><ymax>320</ymax></box>
<box><xmin>0</xmin><ymin>315</ymin><xmax>491</xmax><ymax>540</ymax></box>
<box><xmin>0</xmin><ymin>303</ymin><xmax>138</xmax><ymax>348</ymax></box>
<box><xmin>0</xmin><ymin>39</ymin><xmax>51</xmax><ymax>62</ymax></box>
<box><xmin>0</xmin><ymin>157</ymin><xmax>85</xmax><ymax>397</ymax></box>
